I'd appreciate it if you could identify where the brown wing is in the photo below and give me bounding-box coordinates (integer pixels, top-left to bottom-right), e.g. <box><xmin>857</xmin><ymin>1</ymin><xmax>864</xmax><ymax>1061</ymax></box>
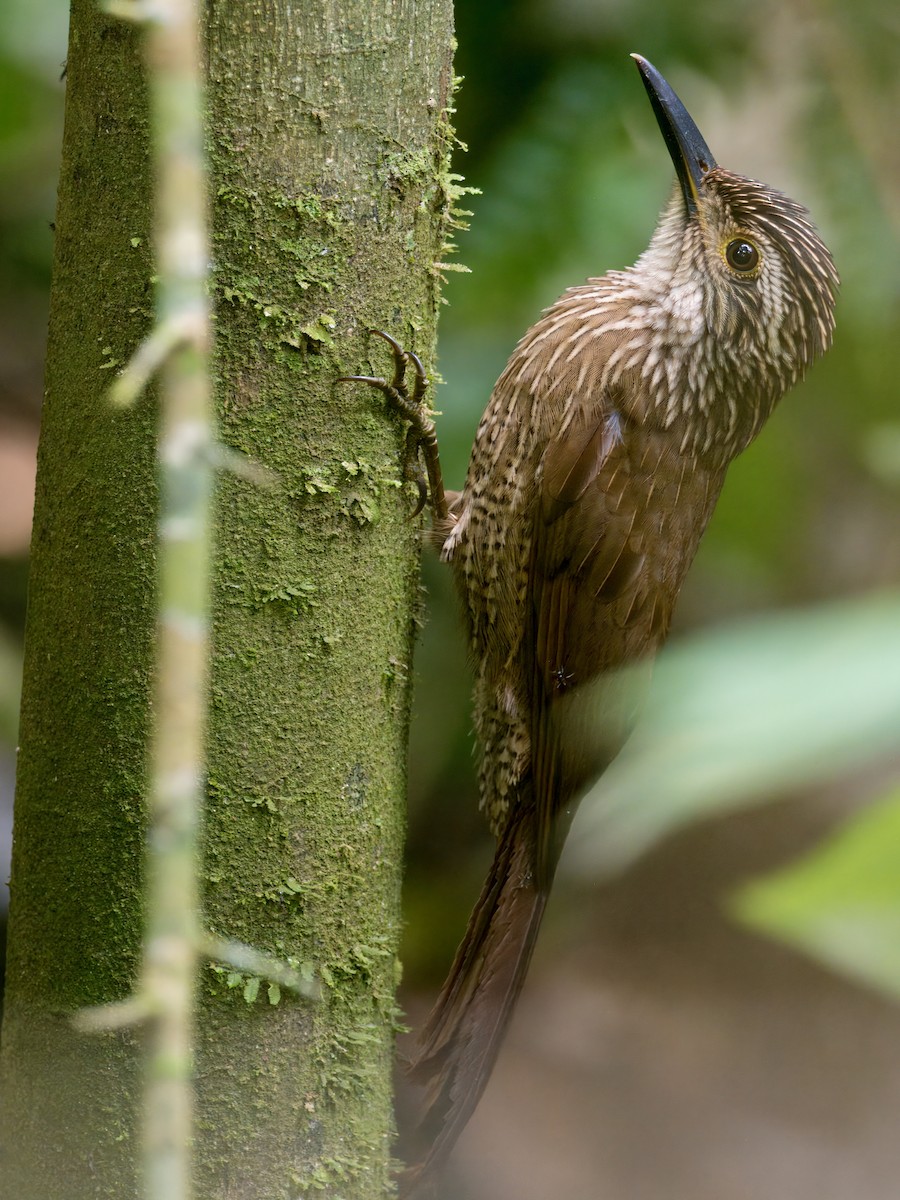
<box><xmin>525</xmin><ymin>400</ymin><xmax>673</xmax><ymax>884</ymax></box>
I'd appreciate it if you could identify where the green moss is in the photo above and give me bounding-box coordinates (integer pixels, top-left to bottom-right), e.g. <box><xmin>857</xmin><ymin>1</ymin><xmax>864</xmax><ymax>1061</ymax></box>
<box><xmin>298</xmin><ymin>311</ymin><xmax>337</xmax><ymax>345</ymax></box>
<box><xmin>380</xmin><ymin>144</ymin><xmax>435</xmax><ymax>194</ymax></box>
<box><xmin>291</xmin><ymin>1150</ymin><xmax>380</xmax><ymax>1194</ymax></box>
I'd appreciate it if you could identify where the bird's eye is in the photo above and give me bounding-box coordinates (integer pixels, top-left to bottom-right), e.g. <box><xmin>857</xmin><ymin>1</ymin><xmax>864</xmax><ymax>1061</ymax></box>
<box><xmin>725</xmin><ymin>238</ymin><xmax>760</xmax><ymax>273</ymax></box>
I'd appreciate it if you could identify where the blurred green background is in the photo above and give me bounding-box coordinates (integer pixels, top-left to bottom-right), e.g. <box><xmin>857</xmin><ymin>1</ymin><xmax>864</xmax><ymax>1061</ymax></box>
<box><xmin>2</xmin><ymin>1</ymin><xmax>900</xmax><ymax>1197</ymax></box>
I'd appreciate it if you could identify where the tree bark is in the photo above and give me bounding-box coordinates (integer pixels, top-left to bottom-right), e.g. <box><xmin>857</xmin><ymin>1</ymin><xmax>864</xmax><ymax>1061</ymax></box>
<box><xmin>0</xmin><ymin>2</ymin><xmax>455</xmax><ymax>1197</ymax></box>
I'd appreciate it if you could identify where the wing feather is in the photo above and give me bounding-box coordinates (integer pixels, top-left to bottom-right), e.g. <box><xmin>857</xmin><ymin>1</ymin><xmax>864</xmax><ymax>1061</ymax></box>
<box><xmin>526</xmin><ymin>402</ymin><xmax>641</xmax><ymax>882</ymax></box>
<box><xmin>524</xmin><ymin>397</ymin><xmax>729</xmax><ymax>886</ymax></box>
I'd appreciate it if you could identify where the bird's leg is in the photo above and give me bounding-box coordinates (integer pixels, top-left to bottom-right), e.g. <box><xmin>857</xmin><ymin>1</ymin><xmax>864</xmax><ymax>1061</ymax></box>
<box><xmin>339</xmin><ymin>330</ymin><xmax>448</xmax><ymax>522</ymax></box>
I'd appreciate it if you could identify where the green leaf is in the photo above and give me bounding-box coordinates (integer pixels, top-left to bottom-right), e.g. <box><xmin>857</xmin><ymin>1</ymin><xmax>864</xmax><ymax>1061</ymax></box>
<box><xmin>297</xmin><ymin>311</ymin><xmax>336</xmax><ymax>345</ymax></box>
<box><xmin>242</xmin><ymin>976</ymin><xmax>260</xmax><ymax>1004</ymax></box>
<box><xmin>267</xmin><ymin>982</ymin><xmax>281</xmax><ymax>1006</ymax></box>
<box><xmin>732</xmin><ymin>788</ymin><xmax>900</xmax><ymax>1000</ymax></box>
<box><xmin>566</xmin><ymin>593</ymin><xmax>900</xmax><ymax>878</ymax></box>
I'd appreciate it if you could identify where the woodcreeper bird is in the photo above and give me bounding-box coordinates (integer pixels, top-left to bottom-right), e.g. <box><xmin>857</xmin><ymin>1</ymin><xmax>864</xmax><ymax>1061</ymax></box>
<box><xmin>343</xmin><ymin>53</ymin><xmax>837</xmax><ymax>1192</ymax></box>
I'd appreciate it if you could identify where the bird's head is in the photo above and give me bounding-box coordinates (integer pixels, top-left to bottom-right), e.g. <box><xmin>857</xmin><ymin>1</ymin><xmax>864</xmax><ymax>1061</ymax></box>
<box><xmin>629</xmin><ymin>55</ymin><xmax>838</xmax><ymax>450</ymax></box>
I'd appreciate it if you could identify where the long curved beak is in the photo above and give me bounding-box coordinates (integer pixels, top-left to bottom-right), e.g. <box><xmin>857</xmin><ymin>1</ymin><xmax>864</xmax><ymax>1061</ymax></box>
<box><xmin>632</xmin><ymin>54</ymin><xmax>717</xmax><ymax>215</ymax></box>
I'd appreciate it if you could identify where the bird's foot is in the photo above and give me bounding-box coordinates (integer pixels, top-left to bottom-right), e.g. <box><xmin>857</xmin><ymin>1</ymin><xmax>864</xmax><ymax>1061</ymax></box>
<box><xmin>339</xmin><ymin>329</ymin><xmax>447</xmax><ymax>521</ymax></box>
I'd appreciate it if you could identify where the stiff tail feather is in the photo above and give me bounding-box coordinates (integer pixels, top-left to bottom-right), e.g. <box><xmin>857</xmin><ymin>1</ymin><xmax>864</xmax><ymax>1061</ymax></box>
<box><xmin>399</xmin><ymin>804</ymin><xmax>555</xmax><ymax>1195</ymax></box>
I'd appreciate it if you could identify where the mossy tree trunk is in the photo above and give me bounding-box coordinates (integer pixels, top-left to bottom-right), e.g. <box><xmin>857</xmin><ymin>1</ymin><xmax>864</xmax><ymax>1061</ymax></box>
<box><xmin>0</xmin><ymin>2</ymin><xmax>455</xmax><ymax>1198</ymax></box>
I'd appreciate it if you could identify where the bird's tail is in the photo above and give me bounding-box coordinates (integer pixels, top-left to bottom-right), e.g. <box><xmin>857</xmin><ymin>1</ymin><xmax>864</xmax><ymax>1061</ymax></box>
<box><xmin>399</xmin><ymin>803</ymin><xmax>557</xmax><ymax>1195</ymax></box>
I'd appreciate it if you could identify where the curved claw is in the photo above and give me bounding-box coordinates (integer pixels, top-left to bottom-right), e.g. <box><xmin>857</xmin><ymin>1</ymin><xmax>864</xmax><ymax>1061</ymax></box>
<box><xmin>405</xmin><ymin>351</ymin><xmax>428</xmax><ymax>405</ymax></box>
<box><xmin>411</xmin><ymin>477</ymin><xmax>428</xmax><ymax>519</ymax></box>
<box><xmin>368</xmin><ymin>328</ymin><xmax>405</xmax><ymax>356</ymax></box>
<box><xmin>339</xmin><ymin>332</ymin><xmax>448</xmax><ymax>524</ymax></box>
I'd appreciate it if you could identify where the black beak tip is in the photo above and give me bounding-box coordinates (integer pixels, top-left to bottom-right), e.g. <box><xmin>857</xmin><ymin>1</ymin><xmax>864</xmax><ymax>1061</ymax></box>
<box><xmin>630</xmin><ymin>53</ymin><xmax>672</xmax><ymax>101</ymax></box>
<box><xmin>630</xmin><ymin>52</ymin><xmax>652</xmax><ymax>78</ymax></box>
<box><xmin>629</xmin><ymin>52</ymin><xmax>717</xmax><ymax>212</ymax></box>
<box><xmin>630</xmin><ymin>53</ymin><xmax>683</xmax><ymax>103</ymax></box>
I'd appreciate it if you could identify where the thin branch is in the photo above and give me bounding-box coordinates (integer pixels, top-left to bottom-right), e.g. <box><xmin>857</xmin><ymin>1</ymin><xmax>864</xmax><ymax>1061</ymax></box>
<box><xmin>72</xmin><ymin>996</ymin><xmax>155</xmax><ymax>1033</ymax></box>
<box><xmin>134</xmin><ymin>0</ymin><xmax>212</xmax><ymax>1197</ymax></box>
<box><xmin>207</xmin><ymin>443</ymin><xmax>280</xmax><ymax>488</ymax></box>
<box><xmin>107</xmin><ymin>312</ymin><xmax>205</xmax><ymax>409</ymax></box>
<box><xmin>202</xmin><ymin>936</ymin><xmax>321</xmax><ymax>999</ymax></box>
